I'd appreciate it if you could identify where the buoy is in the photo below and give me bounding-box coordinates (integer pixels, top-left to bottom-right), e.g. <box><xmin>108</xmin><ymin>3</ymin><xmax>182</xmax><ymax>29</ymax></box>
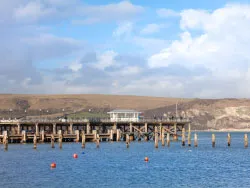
<box><xmin>73</xmin><ymin>153</ymin><xmax>78</xmax><ymax>158</ymax></box>
<box><xmin>144</xmin><ymin>157</ymin><xmax>149</xmax><ymax>162</ymax></box>
<box><xmin>50</xmin><ymin>162</ymin><xmax>56</xmax><ymax>168</ymax></box>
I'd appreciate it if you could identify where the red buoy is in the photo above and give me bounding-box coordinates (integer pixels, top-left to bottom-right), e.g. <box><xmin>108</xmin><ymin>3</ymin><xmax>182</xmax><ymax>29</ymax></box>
<box><xmin>73</xmin><ymin>153</ymin><xmax>78</xmax><ymax>158</ymax></box>
<box><xmin>50</xmin><ymin>162</ymin><xmax>56</xmax><ymax>168</ymax></box>
<box><xmin>144</xmin><ymin>157</ymin><xmax>149</xmax><ymax>162</ymax></box>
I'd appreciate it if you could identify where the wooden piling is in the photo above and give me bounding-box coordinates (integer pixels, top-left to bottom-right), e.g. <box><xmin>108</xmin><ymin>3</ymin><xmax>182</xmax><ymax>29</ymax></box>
<box><xmin>212</xmin><ymin>134</ymin><xmax>215</xmax><ymax>148</ymax></box>
<box><xmin>155</xmin><ymin>126</ymin><xmax>158</xmax><ymax>148</ymax></box>
<box><xmin>227</xmin><ymin>133</ymin><xmax>231</xmax><ymax>147</ymax></box>
<box><xmin>116</xmin><ymin>129</ymin><xmax>121</xmax><ymax>141</ymax></box>
<box><xmin>96</xmin><ymin>134</ymin><xmax>100</xmax><ymax>148</ymax></box>
<box><xmin>82</xmin><ymin>132</ymin><xmax>86</xmax><ymax>148</ymax></box>
<box><xmin>173</xmin><ymin>123</ymin><xmax>178</xmax><ymax>141</ymax></box>
<box><xmin>161</xmin><ymin>128</ymin><xmax>165</xmax><ymax>146</ymax></box>
<box><xmin>22</xmin><ymin>130</ymin><xmax>27</xmax><ymax>143</ymax></box>
<box><xmin>75</xmin><ymin>130</ymin><xmax>80</xmax><ymax>142</ymax></box>
<box><xmin>244</xmin><ymin>134</ymin><xmax>248</xmax><ymax>148</ymax></box>
<box><xmin>51</xmin><ymin>134</ymin><xmax>55</xmax><ymax>148</ymax></box>
<box><xmin>17</xmin><ymin>123</ymin><xmax>21</xmax><ymax>135</ymax></box>
<box><xmin>167</xmin><ymin>132</ymin><xmax>170</xmax><ymax>147</ymax></box>
<box><xmin>194</xmin><ymin>133</ymin><xmax>198</xmax><ymax>147</ymax></box>
<box><xmin>35</xmin><ymin>123</ymin><xmax>39</xmax><ymax>136</ymax></box>
<box><xmin>33</xmin><ymin>134</ymin><xmax>37</xmax><ymax>149</ymax></box>
<box><xmin>130</xmin><ymin>122</ymin><xmax>133</xmax><ymax>133</ymax></box>
<box><xmin>126</xmin><ymin>134</ymin><xmax>129</xmax><ymax>148</ymax></box>
<box><xmin>110</xmin><ymin>129</ymin><xmax>113</xmax><ymax>141</ymax></box>
<box><xmin>159</xmin><ymin>123</ymin><xmax>162</xmax><ymax>141</ymax></box>
<box><xmin>182</xmin><ymin>127</ymin><xmax>185</xmax><ymax>146</ymax></box>
<box><xmin>53</xmin><ymin>123</ymin><xmax>56</xmax><ymax>135</ymax></box>
<box><xmin>69</xmin><ymin>123</ymin><xmax>73</xmax><ymax>134</ymax></box>
<box><xmin>87</xmin><ymin>123</ymin><xmax>91</xmax><ymax>134</ymax></box>
<box><xmin>3</xmin><ymin>131</ymin><xmax>8</xmax><ymax>151</ymax></box>
<box><xmin>188</xmin><ymin>123</ymin><xmax>191</xmax><ymax>147</ymax></box>
<box><xmin>58</xmin><ymin>130</ymin><xmax>63</xmax><ymax>149</ymax></box>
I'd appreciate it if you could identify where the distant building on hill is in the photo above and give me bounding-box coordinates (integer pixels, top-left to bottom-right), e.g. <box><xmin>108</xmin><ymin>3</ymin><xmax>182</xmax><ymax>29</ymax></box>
<box><xmin>107</xmin><ymin>109</ymin><xmax>143</xmax><ymax>122</ymax></box>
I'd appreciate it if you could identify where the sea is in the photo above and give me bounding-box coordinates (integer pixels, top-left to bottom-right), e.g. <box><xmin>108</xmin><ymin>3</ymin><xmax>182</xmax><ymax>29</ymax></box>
<box><xmin>1</xmin><ymin>132</ymin><xmax>250</xmax><ymax>188</ymax></box>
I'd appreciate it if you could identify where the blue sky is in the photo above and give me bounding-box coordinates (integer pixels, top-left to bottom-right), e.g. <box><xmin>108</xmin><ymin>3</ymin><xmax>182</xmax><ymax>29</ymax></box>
<box><xmin>1</xmin><ymin>0</ymin><xmax>250</xmax><ymax>98</ymax></box>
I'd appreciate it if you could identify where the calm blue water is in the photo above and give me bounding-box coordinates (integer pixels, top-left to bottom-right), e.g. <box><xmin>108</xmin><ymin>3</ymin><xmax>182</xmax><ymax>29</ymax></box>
<box><xmin>1</xmin><ymin>132</ymin><xmax>250</xmax><ymax>188</ymax></box>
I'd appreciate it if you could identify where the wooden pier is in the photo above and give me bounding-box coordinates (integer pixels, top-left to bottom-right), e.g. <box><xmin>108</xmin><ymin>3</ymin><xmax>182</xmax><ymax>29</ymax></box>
<box><xmin>0</xmin><ymin>118</ymin><xmax>191</xmax><ymax>144</ymax></box>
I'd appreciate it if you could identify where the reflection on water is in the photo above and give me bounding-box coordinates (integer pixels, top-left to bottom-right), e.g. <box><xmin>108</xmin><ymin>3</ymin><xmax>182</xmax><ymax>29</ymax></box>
<box><xmin>0</xmin><ymin>132</ymin><xmax>250</xmax><ymax>188</ymax></box>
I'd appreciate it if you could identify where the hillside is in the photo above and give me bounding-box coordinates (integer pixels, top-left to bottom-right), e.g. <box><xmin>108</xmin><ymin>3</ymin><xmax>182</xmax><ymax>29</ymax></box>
<box><xmin>0</xmin><ymin>94</ymin><xmax>250</xmax><ymax>130</ymax></box>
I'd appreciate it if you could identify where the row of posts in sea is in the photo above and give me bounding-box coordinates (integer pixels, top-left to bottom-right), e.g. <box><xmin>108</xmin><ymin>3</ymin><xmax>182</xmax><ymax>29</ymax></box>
<box><xmin>1</xmin><ymin>129</ymin><xmax>249</xmax><ymax>151</ymax></box>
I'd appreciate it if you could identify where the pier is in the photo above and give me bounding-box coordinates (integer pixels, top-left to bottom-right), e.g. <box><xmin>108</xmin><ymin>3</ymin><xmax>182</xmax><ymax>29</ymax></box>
<box><xmin>0</xmin><ymin>118</ymin><xmax>190</xmax><ymax>144</ymax></box>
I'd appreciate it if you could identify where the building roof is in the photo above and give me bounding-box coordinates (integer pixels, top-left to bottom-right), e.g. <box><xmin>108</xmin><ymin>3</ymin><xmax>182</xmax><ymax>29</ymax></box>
<box><xmin>107</xmin><ymin>109</ymin><xmax>141</xmax><ymax>113</ymax></box>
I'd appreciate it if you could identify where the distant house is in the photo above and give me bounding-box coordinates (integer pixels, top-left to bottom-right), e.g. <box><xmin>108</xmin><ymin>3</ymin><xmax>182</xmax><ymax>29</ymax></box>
<box><xmin>107</xmin><ymin>109</ymin><xmax>143</xmax><ymax>122</ymax></box>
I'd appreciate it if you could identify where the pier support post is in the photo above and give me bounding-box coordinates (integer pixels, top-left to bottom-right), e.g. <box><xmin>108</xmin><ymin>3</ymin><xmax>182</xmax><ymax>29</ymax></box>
<box><xmin>126</xmin><ymin>134</ymin><xmax>129</xmax><ymax>148</ymax></box>
<box><xmin>159</xmin><ymin>123</ymin><xmax>162</xmax><ymax>141</ymax></box>
<box><xmin>173</xmin><ymin>123</ymin><xmax>178</xmax><ymax>141</ymax></box>
<box><xmin>33</xmin><ymin>134</ymin><xmax>37</xmax><ymax>149</ymax></box>
<box><xmin>53</xmin><ymin>123</ymin><xmax>56</xmax><ymax>135</ymax></box>
<box><xmin>3</xmin><ymin>131</ymin><xmax>8</xmax><ymax>151</ymax></box>
<box><xmin>22</xmin><ymin>130</ymin><xmax>27</xmax><ymax>143</ymax></box>
<box><xmin>182</xmin><ymin>127</ymin><xmax>185</xmax><ymax>146</ymax></box>
<box><xmin>194</xmin><ymin>133</ymin><xmax>198</xmax><ymax>147</ymax></box>
<box><xmin>110</xmin><ymin>129</ymin><xmax>113</xmax><ymax>141</ymax></box>
<box><xmin>188</xmin><ymin>123</ymin><xmax>191</xmax><ymax>146</ymax></box>
<box><xmin>167</xmin><ymin>132</ymin><xmax>170</xmax><ymax>147</ymax></box>
<box><xmin>116</xmin><ymin>129</ymin><xmax>121</xmax><ymax>141</ymax></box>
<box><xmin>113</xmin><ymin>123</ymin><xmax>117</xmax><ymax>131</ymax></box>
<box><xmin>93</xmin><ymin>130</ymin><xmax>97</xmax><ymax>141</ymax></box>
<box><xmin>161</xmin><ymin>127</ymin><xmax>165</xmax><ymax>146</ymax></box>
<box><xmin>227</xmin><ymin>133</ymin><xmax>231</xmax><ymax>147</ymax></box>
<box><xmin>75</xmin><ymin>130</ymin><xmax>80</xmax><ymax>142</ymax></box>
<box><xmin>51</xmin><ymin>134</ymin><xmax>55</xmax><ymax>148</ymax></box>
<box><xmin>130</xmin><ymin>122</ymin><xmax>133</xmax><ymax>133</ymax></box>
<box><xmin>17</xmin><ymin>123</ymin><xmax>21</xmax><ymax>135</ymax></box>
<box><xmin>87</xmin><ymin>123</ymin><xmax>91</xmax><ymax>134</ymax></box>
<box><xmin>244</xmin><ymin>134</ymin><xmax>248</xmax><ymax>148</ymax></box>
<box><xmin>69</xmin><ymin>123</ymin><xmax>73</xmax><ymax>134</ymax></box>
<box><xmin>58</xmin><ymin>130</ymin><xmax>63</xmax><ymax>149</ymax></box>
<box><xmin>41</xmin><ymin>130</ymin><xmax>45</xmax><ymax>143</ymax></box>
<box><xmin>212</xmin><ymin>134</ymin><xmax>216</xmax><ymax>148</ymax></box>
<box><xmin>154</xmin><ymin>126</ymin><xmax>158</xmax><ymax>148</ymax></box>
<box><xmin>144</xmin><ymin>123</ymin><xmax>148</xmax><ymax>133</ymax></box>
<box><xmin>35</xmin><ymin>123</ymin><xmax>39</xmax><ymax>136</ymax></box>
<box><xmin>96</xmin><ymin>134</ymin><xmax>100</xmax><ymax>148</ymax></box>
<box><xmin>82</xmin><ymin>132</ymin><xmax>85</xmax><ymax>148</ymax></box>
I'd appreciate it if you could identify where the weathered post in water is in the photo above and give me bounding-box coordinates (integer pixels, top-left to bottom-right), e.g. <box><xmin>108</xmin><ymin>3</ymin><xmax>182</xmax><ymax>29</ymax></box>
<box><xmin>167</xmin><ymin>132</ymin><xmax>170</xmax><ymax>147</ymax></box>
<box><xmin>96</xmin><ymin>134</ymin><xmax>100</xmax><ymax>148</ymax></box>
<box><xmin>244</xmin><ymin>134</ymin><xmax>248</xmax><ymax>148</ymax></box>
<box><xmin>212</xmin><ymin>134</ymin><xmax>216</xmax><ymax>148</ymax></box>
<box><xmin>75</xmin><ymin>130</ymin><xmax>80</xmax><ymax>142</ymax></box>
<box><xmin>144</xmin><ymin>123</ymin><xmax>148</xmax><ymax>141</ymax></box>
<box><xmin>3</xmin><ymin>131</ymin><xmax>8</xmax><ymax>151</ymax></box>
<box><xmin>227</xmin><ymin>133</ymin><xmax>231</xmax><ymax>147</ymax></box>
<box><xmin>58</xmin><ymin>130</ymin><xmax>63</xmax><ymax>149</ymax></box>
<box><xmin>188</xmin><ymin>123</ymin><xmax>191</xmax><ymax>146</ymax></box>
<box><xmin>33</xmin><ymin>134</ymin><xmax>37</xmax><ymax>149</ymax></box>
<box><xmin>126</xmin><ymin>134</ymin><xmax>129</xmax><ymax>148</ymax></box>
<box><xmin>116</xmin><ymin>129</ymin><xmax>121</xmax><ymax>141</ymax></box>
<box><xmin>194</xmin><ymin>133</ymin><xmax>198</xmax><ymax>147</ymax></box>
<box><xmin>51</xmin><ymin>134</ymin><xmax>55</xmax><ymax>148</ymax></box>
<box><xmin>161</xmin><ymin>128</ymin><xmax>165</xmax><ymax>146</ymax></box>
<box><xmin>155</xmin><ymin>126</ymin><xmax>159</xmax><ymax>148</ymax></box>
<box><xmin>41</xmin><ymin>130</ymin><xmax>45</xmax><ymax>143</ymax></box>
<box><xmin>82</xmin><ymin>132</ymin><xmax>86</xmax><ymax>148</ymax></box>
<box><xmin>21</xmin><ymin>130</ymin><xmax>27</xmax><ymax>143</ymax></box>
<box><xmin>182</xmin><ymin>127</ymin><xmax>185</xmax><ymax>146</ymax></box>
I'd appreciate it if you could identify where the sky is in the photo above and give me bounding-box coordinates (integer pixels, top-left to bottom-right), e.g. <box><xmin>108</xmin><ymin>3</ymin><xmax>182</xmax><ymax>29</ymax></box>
<box><xmin>1</xmin><ymin>0</ymin><xmax>250</xmax><ymax>98</ymax></box>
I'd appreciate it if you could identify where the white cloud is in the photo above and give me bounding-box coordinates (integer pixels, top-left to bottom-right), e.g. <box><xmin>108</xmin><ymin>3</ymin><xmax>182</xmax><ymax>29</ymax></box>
<box><xmin>140</xmin><ymin>23</ymin><xmax>167</xmax><ymax>35</ymax></box>
<box><xmin>157</xmin><ymin>9</ymin><xmax>179</xmax><ymax>18</ymax></box>
<box><xmin>113</xmin><ymin>22</ymin><xmax>133</xmax><ymax>38</ymax></box>
<box><xmin>94</xmin><ymin>51</ymin><xmax>118</xmax><ymax>70</ymax></box>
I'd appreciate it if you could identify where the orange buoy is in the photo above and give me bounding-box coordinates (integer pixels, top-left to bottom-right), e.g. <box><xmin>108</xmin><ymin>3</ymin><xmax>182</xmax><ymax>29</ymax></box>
<box><xmin>144</xmin><ymin>157</ymin><xmax>149</xmax><ymax>162</ymax></box>
<box><xmin>50</xmin><ymin>162</ymin><xmax>56</xmax><ymax>168</ymax></box>
<box><xmin>73</xmin><ymin>153</ymin><xmax>78</xmax><ymax>158</ymax></box>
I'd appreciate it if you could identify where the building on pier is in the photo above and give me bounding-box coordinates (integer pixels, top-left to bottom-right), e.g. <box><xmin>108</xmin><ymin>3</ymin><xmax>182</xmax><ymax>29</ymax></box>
<box><xmin>107</xmin><ymin>109</ymin><xmax>143</xmax><ymax>122</ymax></box>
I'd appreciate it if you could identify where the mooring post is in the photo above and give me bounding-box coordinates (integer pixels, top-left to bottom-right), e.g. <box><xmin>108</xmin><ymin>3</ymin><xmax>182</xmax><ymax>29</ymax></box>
<box><xmin>188</xmin><ymin>123</ymin><xmax>191</xmax><ymax>146</ymax></box>
<box><xmin>69</xmin><ymin>123</ymin><xmax>73</xmax><ymax>134</ymax></box>
<box><xmin>116</xmin><ymin>129</ymin><xmax>121</xmax><ymax>141</ymax></box>
<box><xmin>227</xmin><ymin>133</ymin><xmax>231</xmax><ymax>147</ymax></box>
<box><xmin>3</xmin><ymin>131</ymin><xmax>8</xmax><ymax>151</ymax></box>
<box><xmin>41</xmin><ymin>130</ymin><xmax>45</xmax><ymax>143</ymax></box>
<box><xmin>126</xmin><ymin>134</ymin><xmax>129</xmax><ymax>148</ymax></box>
<box><xmin>22</xmin><ymin>130</ymin><xmax>27</xmax><ymax>143</ymax></box>
<box><xmin>87</xmin><ymin>123</ymin><xmax>91</xmax><ymax>134</ymax></box>
<box><xmin>51</xmin><ymin>134</ymin><xmax>55</xmax><ymax>148</ymax></box>
<box><xmin>244</xmin><ymin>134</ymin><xmax>248</xmax><ymax>148</ymax></box>
<box><xmin>194</xmin><ymin>133</ymin><xmax>198</xmax><ymax>147</ymax></box>
<box><xmin>33</xmin><ymin>134</ymin><xmax>37</xmax><ymax>149</ymax></box>
<box><xmin>182</xmin><ymin>127</ymin><xmax>185</xmax><ymax>146</ymax></box>
<box><xmin>82</xmin><ymin>132</ymin><xmax>86</xmax><ymax>148</ymax></box>
<box><xmin>96</xmin><ymin>134</ymin><xmax>100</xmax><ymax>148</ymax></box>
<box><xmin>53</xmin><ymin>123</ymin><xmax>56</xmax><ymax>135</ymax></box>
<box><xmin>212</xmin><ymin>134</ymin><xmax>216</xmax><ymax>148</ymax></box>
<box><xmin>58</xmin><ymin>130</ymin><xmax>63</xmax><ymax>149</ymax></box>
<box><xmin>35</xmin><ymin>123</ymin><xmax>39</xmax><ymax>136</ymax></box>
<box><xmin>161</xmin><ymin>127</ymin><xmax>165</xmax><ymax>146</ymax></box>
<box><xmin>167</xmin><ymin>132</ymin><xmax>170</xmax><ymax>147</ymax></box>
<box><xmin>75</xmin><ymin>130</ymin><xmax>80</xmax><ymax>142</ymax></box>
<box><xmin>155</xmin><ymin>126</ymin><xmax>158</xmax><ymax>148</ymax></box>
